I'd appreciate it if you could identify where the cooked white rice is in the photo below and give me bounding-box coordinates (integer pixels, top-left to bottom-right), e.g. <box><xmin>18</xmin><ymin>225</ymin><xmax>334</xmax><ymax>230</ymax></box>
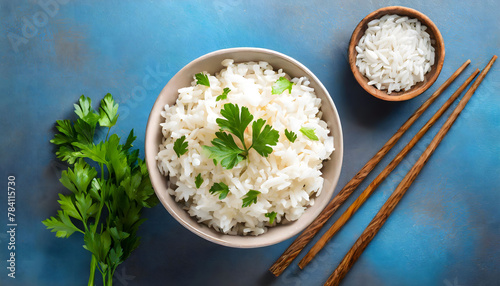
<box><xmin>355</xmin><ymin>14</ymin><xmax>435</xmax><ymax>94</ymax></box>
<box><xmin>157</xmin><ymin>59</ymin><xmax>334</xmax><ymax>235</ymax></box>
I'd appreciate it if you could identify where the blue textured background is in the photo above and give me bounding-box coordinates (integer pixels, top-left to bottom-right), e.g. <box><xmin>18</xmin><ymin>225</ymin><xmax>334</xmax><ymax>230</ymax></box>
<box><xmin>1</xmin><ymin>1</ymin><xmax>499</xmax><ymax>285</ymax></box>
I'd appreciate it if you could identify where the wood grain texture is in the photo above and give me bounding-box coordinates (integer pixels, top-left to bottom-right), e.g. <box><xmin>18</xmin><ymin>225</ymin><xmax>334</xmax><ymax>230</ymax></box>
<box><xmin>268</xmin><ymin>60</ymin><xmax>471</xmax><ymax>276</ymax></box>
<box><xmin>324</xmin><ymin>55</ymin><xmax>497</xmax><ymax>286</ymax></box>
<box><xmin>298</xmin><ymin>68</ymin><xmax>480</xmax><ymax>269</ymax></box>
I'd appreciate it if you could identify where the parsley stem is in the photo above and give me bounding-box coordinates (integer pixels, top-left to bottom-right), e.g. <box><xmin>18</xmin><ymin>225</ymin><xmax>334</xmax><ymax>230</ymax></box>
<box><xmin>107</xmin><ymin>268</ymin><xmax>114</xmax><ymax>286</ymax></box>
<box><xmin>240</xmin><ymin>137</ymin><xmax>250</xmax><ymax>160</ymax></box>
<box><xmin>93</xmin><ymin>202</ymin><xmax>104</xmax><ymax>232</ymax></box>
<box><xmin>94</xmin><ymin>164</ymin><xmax>105</xmax><ymax>234</ymax></box>
<box><xmin>104</xmin><ymin>201</ymin><xmax>112</xmax><ymax>230</ymax></box>
<box><xmin>88</xmin><ymin>255</ymin><xmax>97</xmax><ymax>286</ymax></box>
<box><xmin>97</xmin><ymin>261</ymin><xmax>105</xmax><ymax>277</ymax></box>
<box><xmin>99</xmin><ymin>163</ymin><xmax>104</xmax><ymax>180</ymax></box>
<box><xmin>238</xmin><ymin>136</ymin><xmax>248</xmax><ymax>152</ymax></box>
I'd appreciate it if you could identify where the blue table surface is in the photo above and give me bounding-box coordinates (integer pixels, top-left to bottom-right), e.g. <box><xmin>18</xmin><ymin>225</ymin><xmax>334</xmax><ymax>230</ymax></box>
<box><xmin>1</xmin><ymin>1</ymin><xmax>499</xmax><ymax>285</ymax></box>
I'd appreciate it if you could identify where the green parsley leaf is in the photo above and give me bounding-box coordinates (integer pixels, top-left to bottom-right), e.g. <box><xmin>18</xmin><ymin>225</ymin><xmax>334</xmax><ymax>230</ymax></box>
<box><xmin>98</xmin><ymin>93</ymin><xmax>119</xmax><ymax>128</ymax></box>
<box><xmin>51</xmin><ymin>120</ymin><xmax>76</xmax><ymax>145</ymax></box>
<box><xmin>136</xmin><ymin>158</ymin><xmax>160</xmax><ymax>208</ymax></box>
<box><xmin>120</xmin><ymin>172</ymin><xmax>141</xmax><ymax>202</ymax></box>
<box><xmin>55</xmin><ymin>119</ymin><xmax>75</xmax><ymax>138</ymax></box>
<box><xmin>203</xmin><ymin>132</ymin><xmax>245</xmax><ymax>169</ymax></box>
<box><xmin>251</xmin><ymin>119</ymin><xmax>279</xmax><ymax>157</ymax></box>
<box><xmin>216</xmin><ymin>87</ymin><xmax>231</xmax><ymax>101</ymax></box>
<box><xmin>108</xmin><ymin>245</ymin><xmax>124</xmax><ymax>269</ymax></box>
<box><xmin>217</xmin><ymin>103</ymin><xmax>254</xmax><ymax>144</ymax></box>
<box><xmin>173</xmin><ymin>136</ymin><xmax>188</xmax><ymax>157</ymax></box>
<box><xmin>123</xmin><ymin>129</ymin><xmax>136</xmax><ymax>152</ymax></box>
<box><xmin>55</xmin><ymin>145</ymin><xmax>79</xmax><ymax>164</ymax></box>
<box><xmin>83</xmin><ymin>230</ymin><xmax>111</xmax><ymax>263</ymax></box>
<box><xmin>75</xmin><ymin>192</ymin><xmax>98</xmax><ymax>221</ymax></box>
<box><xmin>59</xmin><ymin>159</ymin><xmax>98</xmax><ymax>194</ymax></box>
<box><xmin>74</xmin><ymin>95</ymin><xmax>100</xmax><ymax>126</ymax></box>
<box><xmin>57</xmin><ymin>194</ymin><xmax>82</xmax><ymax>220</ymax></box>
<box><xmin>42</xmin><ymin>210</ymin><xmax>83</xmax><ymax>238</ymax></box>
<box><xmin>265</xmin><ymin>211</ymin><xmax>277</xmax><ymax>224</ymax></box>
<box><xmin>272</xmin><ymin>77</ymin><xmax>294</xmax><ymax>95</ymax></box>
<box><xmin>195</xmin><ymin>73</ymin><xmax>210</xmax><ymax>87</ymax></box>
<box><xmin>195</xmin><ymin>174</ymin><xmax>203</xmax><ymax>188</ymax></box>
<box><xmin>300</xmin><ymin>127</ymin><xmax>319</xmax><ymax>141</ymax></box>
<box><xmin>73</xmin><ymin>119</ymin><xmax>96</xmax><ymax>146</ymax></box>
<box><xmin>126</xmin><ymin>149</ymin><xmax>140</xmax><ymax>168</ymax></box>
<box><xmin>242</xmin><ymin>190</ymin><xmax>260</xmax><ymax>207</ymax></box>
<box><xmin>109</xmin><ymin>227</ymin><xmax>130</xmax><ymax>241</ymax></box>
<box><xmin>51</xmin><ymin>133</ymin><xmax>73</xmax><ymax>146</ymax></box>
<box><xmin>209</xmin><ymin>182</ymin><xmax>230</xmax><ymax>200</ymax></box>
<box><xmin>284</xmin><ymin>129</ymin><xmax>297</xmax><ymax>143</ymax></box>
<box><xmin>72</xmin><ymin>141</ymin><xmax>108</xmax><ymax>166</ymax></box>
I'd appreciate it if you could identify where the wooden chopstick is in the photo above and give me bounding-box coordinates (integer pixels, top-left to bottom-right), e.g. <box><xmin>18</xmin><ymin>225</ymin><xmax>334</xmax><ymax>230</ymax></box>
<box><xmin>298</xmin><ymin>68</ymin><xmax>480</xmax><ymax>269</ymax></box>
<box><xmin>268</xmin><ymin>60</ymin><xmax>471</xmax><ymax>276</ymax></box>
<box><xmin>324</xmin><ymin>55</ymin><xmax>497</xmax><ymax>286</ymax></box>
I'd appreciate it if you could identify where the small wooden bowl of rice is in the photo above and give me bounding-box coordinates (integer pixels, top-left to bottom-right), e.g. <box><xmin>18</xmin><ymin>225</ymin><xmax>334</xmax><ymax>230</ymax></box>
<box><xmin>145</xmin><ymin>48</ymin><xmax>344</xmax><ymax>248</ymax></box>
<box><xmin>348</xmin><ymin>6</ymin><xmax>445</xmax><ymax>101</ymax></box>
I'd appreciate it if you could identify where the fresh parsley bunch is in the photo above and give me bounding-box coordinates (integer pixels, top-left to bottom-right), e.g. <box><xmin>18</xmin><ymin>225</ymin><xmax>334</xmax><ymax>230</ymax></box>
<box><xmin>43</xmin><ymin>94</ymin><xmax>158</xmax><ymax>286</ymax></box>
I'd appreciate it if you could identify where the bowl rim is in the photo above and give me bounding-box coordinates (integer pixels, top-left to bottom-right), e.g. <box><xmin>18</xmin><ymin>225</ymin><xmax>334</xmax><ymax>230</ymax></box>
<box><xmin>145</xmin><ymin>47</ymin><xmax>344</xmax><ymax>248</ymax></box>
<box><xmin>348</xmin><ymin>6</ymin><xmax>445</xmax><ymax>101</ymax></box>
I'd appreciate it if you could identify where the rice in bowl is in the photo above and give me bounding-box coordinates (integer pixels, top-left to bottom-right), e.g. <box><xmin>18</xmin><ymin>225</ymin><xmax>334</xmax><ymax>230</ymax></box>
<box><xmin>355</xmin><ymin>14</ymin><xmax>436</xmax><ymax>94</ymax></box>
<box><xmin>156</xmin><ymin>59</ymin><xmax>334</xmax><ymax>235</ymax></box>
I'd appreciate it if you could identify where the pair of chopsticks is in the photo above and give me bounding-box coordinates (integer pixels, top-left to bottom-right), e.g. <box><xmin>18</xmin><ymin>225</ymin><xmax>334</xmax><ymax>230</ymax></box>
<box><xmin>269</xmin><ymin>55</ymin><xmax>497</xmax><ymax>285</ymax></box>
<box><xmin>324</xmin><ymin>55</ymin><xmax>497</xmax><ymax>285</ymax></box>
<box><xmin>269</xmin><ymin>58</ymin><xmax>471</xmax><ymax>275</ymax></box>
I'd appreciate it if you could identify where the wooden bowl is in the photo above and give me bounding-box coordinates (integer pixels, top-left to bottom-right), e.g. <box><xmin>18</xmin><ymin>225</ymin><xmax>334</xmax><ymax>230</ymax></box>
<box><xmin>348</xmin><ymin>6</ymin><xmax>445</xmax><ymax>101</ymax></box>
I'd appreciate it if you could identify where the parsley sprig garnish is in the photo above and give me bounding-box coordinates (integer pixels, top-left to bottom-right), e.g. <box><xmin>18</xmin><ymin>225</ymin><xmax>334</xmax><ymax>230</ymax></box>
<box><xmin>272</xmin><ymin>77</ymin><xmax>294</xmax><ymax>95</ymax></box>
<box><xmin>195</xmin><ymin>174</ymin><xmax>204</xmax><ymax>188</ymax></box>
<box><xmin>284</xmin><ymin>129</ymin><xmax>297</xmax><ymax>143</ymax></box>
<box><xmin>300</xmin><ymin>127</ymin><xmax>319</xmax><ymax>141</ymax></box>
<box><xmin>203</xmin><ymin>103</ymin><xmax>279</xmax><ymax>169</ymax></box>
<box><xmin>242</xmin><ymin>190</ymin><xmax>261</xmax><ymax>207</ymax></box>
<box><xmin>203</xmin><ymin>131</ymin><xmax>245</xmax><ymax>169</ymax></box>
<box><xmin>195</xmin><ymin>73</ymin><xmax>210</xmax><ymax>87</ymax></box>
<box><xmin>173</xmin><ymin>135</ymin><xmax>188</xmax><ymax>157</ymax></box>
<box><xmin>43</xmin><ymin>94</ymin><xmax>158</xmax><ymax>286</ymax></box>
<box><xmin>209</xmin><ymin>182</ymin><xmax>230</xmax><ymax>199</ymax></box>
<box><xmin>216</xmin><ymin>87</ymin><xmax>231</xmax><ymax>101</ymax></box>
<box><xmin>265</xmin><ymin>211</ymin><xmax>277</xmax><ymax>224</ymax></box>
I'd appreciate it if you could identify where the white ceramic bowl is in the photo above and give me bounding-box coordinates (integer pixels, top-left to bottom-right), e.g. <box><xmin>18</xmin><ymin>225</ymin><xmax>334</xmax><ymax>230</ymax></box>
<box><xmin>145</xmin><ymin>47</ymin><xmax>343</xmax><ymax>248</ymax></box>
